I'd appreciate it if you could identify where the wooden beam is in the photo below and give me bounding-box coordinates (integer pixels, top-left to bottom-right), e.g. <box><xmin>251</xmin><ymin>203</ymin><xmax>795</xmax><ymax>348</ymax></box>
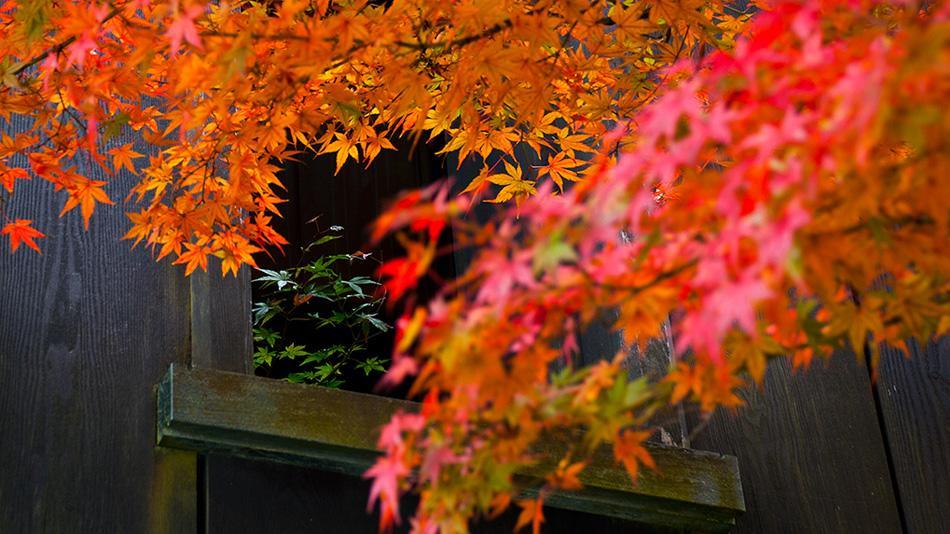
<box><xmin>157</xmin><ymin>364</ymin><xmax>744</xmax><ymax>530</ymax></box>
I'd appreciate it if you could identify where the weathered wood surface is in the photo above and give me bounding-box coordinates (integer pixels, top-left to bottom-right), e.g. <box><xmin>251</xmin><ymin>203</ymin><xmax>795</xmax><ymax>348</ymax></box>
<box><xmin>189</xmin><ymin>268</ymin><xmax>252</xmax><ymax>374</ymax></box>
<box><xmin>0</xmin><ymin>117</ymin><xmax>196</xmax><ymax>533</ymax></box>
<box><xmin>877</xmin><ymin>337</ymin><xmax>950</xmax><ymax>533</ymax></box>
<box><xmin>188</xmin><ymin>265</ymin><xmax>254</xmax><ymax>533</ymax></box>
<box><xmin>689</xmin><ymin>353</ymin><xmax>904</xmax><ymax>533</ymax></box>
<box><xmin>158</xmin><ymin>364</ymin><xmax>745</xmax><ymax>530</ymax></box>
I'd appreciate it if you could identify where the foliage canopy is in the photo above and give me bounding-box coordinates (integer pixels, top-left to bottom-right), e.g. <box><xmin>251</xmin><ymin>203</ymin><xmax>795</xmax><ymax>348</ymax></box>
<box><xmin>0</xmin><ymin>0</ymin><xmax>746</xmax><ymax>272</ymax></box>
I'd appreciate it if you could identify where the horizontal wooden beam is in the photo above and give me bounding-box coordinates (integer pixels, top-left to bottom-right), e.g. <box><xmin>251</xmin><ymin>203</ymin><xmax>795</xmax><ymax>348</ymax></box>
<box><xmin>157</xmin><ymin>364</ymin><xmax>744</xmax><ymax>530</ymax></box>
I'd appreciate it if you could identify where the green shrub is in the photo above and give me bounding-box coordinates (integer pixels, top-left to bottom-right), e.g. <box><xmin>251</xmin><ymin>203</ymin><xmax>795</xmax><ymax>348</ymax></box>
<box><xmin>252</xmin><ymin>231</ymin><xmax>389</xmax><ymax>388</ymax></box>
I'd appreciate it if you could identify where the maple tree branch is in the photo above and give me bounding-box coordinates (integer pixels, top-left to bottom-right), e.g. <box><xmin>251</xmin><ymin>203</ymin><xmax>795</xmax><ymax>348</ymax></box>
<box><xmin>394</xmin><ymin>19</ymin><xmax>514</xmax><ymax>51</ymax></box>
<box><xmin>200</xmin><ymin>30</ymin><xmax>308</xmax><ymax>42</ymax></box>
<box><xmin>581</xmin><ymin>258</ymin><xmax>700</xmax><ymax>295</ymax></box>
<box><xmin>11</xmin><ymin>6</ymin><xmax>122</xmax><ymax>77</ymax></box>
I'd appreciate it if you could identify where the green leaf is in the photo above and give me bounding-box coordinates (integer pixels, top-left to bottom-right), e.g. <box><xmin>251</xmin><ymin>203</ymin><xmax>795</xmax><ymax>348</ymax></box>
<box><xmin>623</xmin><ymin>377</ymin><xmax>650</xmax><ymax>407</ymax></box>
<box><xmin>279</xmin><ymin>344</ymin><xmax>311</xmax><ymax>360</ymax></box>
<box><xmin>253</xmin><ymin>327</ymin><xmax>280</xmax><ymax>348</ymax></box>
<box><xmin>355</xmin><ymin>356</ymin><xmax>388</xmax><ymax>375</ymax></box>
<box><xmin>360</xmin><ymin>313</ymin><xmax>390</xmax><ymax>332</ymax></box>
<box><xmin>254</xmin><ymin>269</ymin><xmax>296</xmax><ymax>290</ymax></box>
<box><xmin>253</xmin><ymin>346</ymin><xmax>275</xmax><ymax>367</ymax></box>
<box><xmin>313</xmin><ymin>234</ymin><xmax>342</xmax><ymax>246</ymax></box>
<box><xmin>301</xmin><ymin>351</ymin><xmax>331</xmax><ymax>365</ymax></box>
<box><xmin>252</xmin><ymin>301</ymin><xmax>280</xmax><ymax>325</ymax></box>
<box><xmin>323</xmin><ymin>378</ymin><xmax>345</xmax><ymax>388</ymax></box>
<box><xmin>533</xmin><ymin>230</ymin><xmax>577</xmax><ymax>273</ymax></box>
<box><xmin>340</xmin><ymin>279</ymin><xmax>366</xmax><ymax>296</ymax></box>
<box><xmin>103</xmin><ymin>112</ymin><xmax>131</xmax><ymax>142</ymax></box>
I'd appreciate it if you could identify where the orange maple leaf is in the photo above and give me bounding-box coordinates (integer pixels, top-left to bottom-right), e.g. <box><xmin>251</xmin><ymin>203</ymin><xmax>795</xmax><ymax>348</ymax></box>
<box><xmin>212</xmin><ymin>232</ymin><xmax>260</xmax><ymax>276</ymax></box>
<box><xmin>0</xmin><ymin>167</ymin><xmax>29</xmax><ymax>193</ymax></box>
<box><xmin>535</xmin><ymin>152</ymin><xmax>581</xmax><ymax>191</ymax></box>
<box><xmin>320</xmin><ymin>133</ymin><xmax>360</xmax><ymax>173</ymax></box>
<box><xmin>613</xmin><ymin>429</ymin><xmax>656</xmax><ymax>482</ymax></box>
<box><xmin>174</xmin><ymin>239</ymin><xmax>212</xmax><ymax>275</ymax></box>
<box><xmin>545</xmin><ymin>459</ymin><xmax>586</xmax><ymax>491</ymax></box>
<box><xmin>60</xmin><ymin>177</ymin><xmax>114</xmax><ymax>229</ymax></box>
<box><xmin>1</xmin><ymin>219</ymin><xmax>45</xmax><ymax>253</ymax></box>
<box><xmin>109</xmin><ymin>143</ymin><xmax>145</xmax><ymax>173</ymax></box>
<box><xmin>514</xmin><ymin>498</ymin><xmax>544</xmax><ymax>534</ymax></box>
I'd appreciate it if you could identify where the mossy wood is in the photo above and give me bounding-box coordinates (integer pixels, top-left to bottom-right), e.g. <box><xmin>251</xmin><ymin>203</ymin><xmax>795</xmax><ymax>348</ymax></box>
<box><xmin>157</xmin><ymin>364</ymin><xmax>744</xmax><ymax>530</ymax></box>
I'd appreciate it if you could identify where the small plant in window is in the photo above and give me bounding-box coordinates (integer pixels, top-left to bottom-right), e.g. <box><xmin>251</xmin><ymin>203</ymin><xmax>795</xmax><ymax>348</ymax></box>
<box><xmin>252</xmin><ymin>230</ymin><xmax>389</xmax><ymax>388</ymax></box>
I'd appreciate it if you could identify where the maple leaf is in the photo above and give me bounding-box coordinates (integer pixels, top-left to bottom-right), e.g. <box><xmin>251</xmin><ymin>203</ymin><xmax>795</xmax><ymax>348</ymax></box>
<box><xmin>60</xmin><ymin>177</ymin><xmax>114</xmax><ymax>229</ymax></box>
<box><xmin>546</xmin><ymin>459</ymin><xmax>586</xmax><ymax>491</ymax></box>
<box><xmin>213</xmin><ymin>232</ymin><xmax>260</xmax><ymax>277</ymax></box>
<box><xmin>0</xmin><ymin>166</ymin><xmax>29</xmax><ymax>193</ymax></box>
<box><xmin>514</xmin><ymin>498</ymin><xmax>544</xmax><ymax>534</ymax></box>
<box><xmin>556</xmin><ymin>133</ymin><xmax>594</xmax><ymax>157</ymax></box>
<box><xmin>65</xmin><ymin>33</ymin><xmax>96</xmax><ymax>68</ymax></box>
<box><xmin>613</xmin><ymin>429</ymin><xmax>655</xmax><ymax>482</ymax></box>
<box><xmin>173</xmin><ymin>239</ymin><xmax>212</xmax><ymax>275</ymax></box>
<box><xmin>1</xmin><ymin>219</ymin><xmax>45</xmax><ymax>253</ymax></box>
<box><xmin>378</xmin><ymin>246</ymin><xmax>431</xmax><ymax>303</ymax></box>
<box><xmin>321</xmin><ymin>133</ymin><xmax>360</xmax><ymax>173</ymax></box>
<box><xmin>362</xmin><ymin>133</ymin><xmax>396</xmax><ymax>167</ymax></box>
<box><xmin>165</xmin><ymin>5</ymin><xmax>205</xmax><ymax>55</ymax></box>
<box><xmin>535</xmin><ymin>152</ymin><xmax>581</xmax><ymax>191</ymax></box>
<box><xmin>667</xmin><ymin>363</ymin><xmax>701</xmax><ymax>405</ymax></box>
<box><xmin>109</xmin><ymin>143</ymin><xmax>144</xmax><ymax>173</ymax></box>
<box><xmin>608</xmin><ymin>5</ymin><xmax>655</xmax><ymax>43</ymax></box>
<box><xmin>364</xmin><ymin>455</ymin><xmax>408</xmax><ymax>531</ymax></box>
<box><xmin>486</xmin><ymin>162</ymin><xmax>537</xmax><ymax>204</ymax></box>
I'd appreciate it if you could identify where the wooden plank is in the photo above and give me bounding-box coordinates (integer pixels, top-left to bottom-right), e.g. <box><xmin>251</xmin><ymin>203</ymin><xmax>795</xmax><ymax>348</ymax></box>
<box><xmin>149</xmin><ymin>449</ymin><xmax>199</xmax><ymax>534</ymax></box>
<box><xmin>188</xmin><ymin>263</ymin><xmax>254</xmax><ymax>533</ymax></box>
<box><xmin>877</xmin><ymin>337</ymin><xmax>950</xmax><ymax>532</ymax></box>
<box><xmin>688</xmin><ymin>353</ymin><xmax>903</xmax><ymax>533</ymax></box>
<box><xmin>189</xmin><ymin>267</ymin><xmax>253</xmax><ymax>374</ymax></box>
<box><xmin>158</xmin><ymin>364</ymin><xmax>744</xmax><ymax>531</ymax></box>
<box><xmin>0</xmin><ymin>116</ymin><xmax>196</xmax><ymax>533</ymax></box>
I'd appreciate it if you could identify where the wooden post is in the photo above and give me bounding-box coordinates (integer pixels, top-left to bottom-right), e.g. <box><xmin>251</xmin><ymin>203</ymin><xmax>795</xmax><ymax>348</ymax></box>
<box><xmin>0</xmin><ymin>117</ymin><xmax>196</xmax><ymax>533</ymax></box>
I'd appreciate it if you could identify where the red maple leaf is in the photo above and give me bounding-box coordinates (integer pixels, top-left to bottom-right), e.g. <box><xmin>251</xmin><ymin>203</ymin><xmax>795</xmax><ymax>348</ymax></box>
<box><xmin>1</xmin><ymin>219</ymin><xmax>45</xmax><ymax>253</ymax></box>
<box><xmin>165</xmin><ymin>6</ymin><xmax>205</xmax><ymax>55</ymax></box>
<box><xmin>0</xmin><ymin>167</ymin><xmax>29</xmax><ymax>193</ymax></box>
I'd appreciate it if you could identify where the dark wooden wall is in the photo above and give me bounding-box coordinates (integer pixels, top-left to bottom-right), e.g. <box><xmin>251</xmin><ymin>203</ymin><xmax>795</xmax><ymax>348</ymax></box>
<box><xmin>0</xmin><ymin>117</ymin><xmax>197</xmax><ymax>533</ymax></box>
<box><xmin>687</xmin><ymin>339</ymin><xmax>949</xmax><ymax>533</ymax></box>
<box><xmin>877</xmin><ymin>338</ymin><xmax>950</xmax><ymax>533</ymax></box>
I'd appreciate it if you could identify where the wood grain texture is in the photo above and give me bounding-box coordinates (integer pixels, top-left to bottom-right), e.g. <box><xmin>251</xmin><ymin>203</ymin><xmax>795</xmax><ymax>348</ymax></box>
<box><xmin>188</xmin><ymin>260</ymin><xmax>254</xmax><ymax>534</ymax></box>
<box><xmin>189</xmin><ymin>267</ymin><xmax>252</xmax><ymax>373</ymax></box>
<box><xmin>0</xmin><ymin>117</ymin><xmax>195</xmax><ymax>533</ymax></box>
<box><xmin>158</xmin><ymin>364</ymin><xmax>744</xmax><ymax>530</ymax></box>
<box><xmin>688</xmin><ymin>353</ymin><xmax>903</xmax><ymax>533</ymax></box>
<box><xmin>877</xmin><ymin>337</ymin><xmax>950</xmax><ymax>533</ymax></box>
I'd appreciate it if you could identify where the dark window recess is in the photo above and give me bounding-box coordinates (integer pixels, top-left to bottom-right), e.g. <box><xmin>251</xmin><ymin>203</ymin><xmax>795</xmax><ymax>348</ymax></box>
<box><xmin>254</xmin><ymin>139</ymin><xmax>456</xmax><ymax>394</ymax></box>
